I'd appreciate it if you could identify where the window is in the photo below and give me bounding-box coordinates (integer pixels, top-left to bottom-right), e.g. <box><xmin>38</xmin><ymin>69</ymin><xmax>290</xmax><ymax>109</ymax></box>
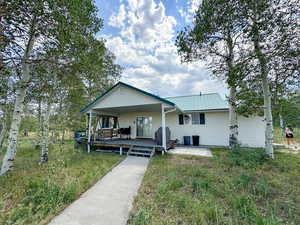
<box><xmin>102</xmin><ymin>117</ymin><xmax>110</xmax><ymax>128</ymax></box>
<box><xmin>101</xmin><ymin>117</ymin><xmax>118</xmax><ymax>128</ymax></box>
<box><xmin>179</xmin><ymin>114</ymin><xmax>184</xmax><ymax>125</ymax></box>
<box><xmin>192</xmin><ymin>113</ymin><xmax>200</xmax><ymax>124</ymax></box>
<box><xmin>200</xmin><ymin>113</ymin><xmax>205</xmax><ymax>124</ymax></box>
<box><xmin>192</xmin><ymin>112</ymin><xmax>205</xmax><ymax>125</ymax></box>
<box><xmin>179</xmin><ymin>114</ymin><xmax>192</xmax><ymax>125</ymax></box>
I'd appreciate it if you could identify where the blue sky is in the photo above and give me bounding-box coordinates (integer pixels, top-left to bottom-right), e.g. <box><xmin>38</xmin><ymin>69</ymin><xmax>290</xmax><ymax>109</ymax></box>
<box><xmin>94</xmin><ymin>0</ymin><xmax>227</xmax><ymax>98</ymax></box>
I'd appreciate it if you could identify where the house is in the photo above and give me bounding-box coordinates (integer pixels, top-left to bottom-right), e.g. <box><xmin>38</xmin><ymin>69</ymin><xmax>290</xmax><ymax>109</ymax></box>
<box><xmin>80</xmin><ymin>81</ymin><xmax>265</xmax><ymax>154</ymax></box>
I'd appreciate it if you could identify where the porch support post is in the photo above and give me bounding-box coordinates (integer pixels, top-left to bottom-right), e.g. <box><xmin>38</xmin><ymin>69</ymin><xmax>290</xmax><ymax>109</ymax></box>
<box><xmin>161</xmin><ymin>104</ymin><xmax>166</xmax><ymax>153</ymax></box>
<box><xmin>120</xmin><ymin>146</ymin><xmax>123</xmax><ymax>155</ymax></box>
<box><xmin>87</xmin><ymin>111</ymin><xmax>92</xmax><ymax>153</ymax></box>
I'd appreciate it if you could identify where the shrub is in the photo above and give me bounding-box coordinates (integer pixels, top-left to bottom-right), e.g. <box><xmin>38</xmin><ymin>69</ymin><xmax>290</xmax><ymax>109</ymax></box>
<box><xmin>226</xmin><ymin>147</ymin><xmax>269</xmax><ymax>168</ymax></box>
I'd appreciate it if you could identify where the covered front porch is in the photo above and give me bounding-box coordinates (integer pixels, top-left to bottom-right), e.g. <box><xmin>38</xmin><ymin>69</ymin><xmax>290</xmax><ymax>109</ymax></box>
<box><xmin>81</xmin><ymin>82</ymin><xmax>177</xmax><ymax>156</ymax></box>
<box><xmin>85</xmin><ymin>103</ymin><xmax>176</xmax><ymax>154</ymax></box>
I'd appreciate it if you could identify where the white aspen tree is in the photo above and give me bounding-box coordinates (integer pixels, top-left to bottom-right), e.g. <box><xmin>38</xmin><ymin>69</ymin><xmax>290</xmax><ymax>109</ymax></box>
<box><xmin>226</xmin><ymin>32</ymin><xmax>239</xmax><ymax>148</ymax></box>
<box><xmin>279</xmin><ymin>114</ymin><xmax>284</xmax><ymax>136</ymax></box>
<box><xmin>0</xmin><ymin>22</ymin><xmax>36</xmax><ymax>175</ymax></box>
<box><xmin>229</xmin><ymin>86</ymin><xmax>239</xmax><ymax>147</ymax></box>
<box><xmin>40</xmin><ymin>102</ymin><xmax>52</xmax><ymax>163</ymax></box>
<box><xmin>35</xmin><ymin>98</ymin><xmax>43</xmax><ymax>149</ymax></box>
<box><xmin>0</xmin><ymin>114</ymin><xmax>7</xmax><ymax>152</ymax></box>
<box><xmin>251</xmin><ymin>13</ymin><xmax>274</xmax><ymax>158</ymax></box>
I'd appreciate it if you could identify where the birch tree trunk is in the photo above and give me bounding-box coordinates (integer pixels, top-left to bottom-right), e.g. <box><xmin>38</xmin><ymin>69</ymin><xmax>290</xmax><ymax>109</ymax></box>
<box><xmin>261</xmin><ymin>76</ymin><xmax>274</xmax><ymax>158</ymax></box>
<box><xmin>229</xmin><ymin>86</ymin><xmax>239</xmax><ymax>148</ymax></box>
<box><xmin>35</xmin><ymin>99</ymin><xmax>42</xmax><ymax>149</ymax></box>
<box><xmin>253</xmin><ymin>24</ymin><xmax>274</xmax><ymax>158</ymax></box>
<box><xmin>0</xmin><ymin>117</ymin><xmax>7</xmax><ymax>152</ymax></box>
<box><xmin>0</xmin><ymin>25</ymin><xmax>36</xmax><ymax>175</ymax></box>
<box><xmin>279</xmin><ymin>114</ymin><xmax>284</xmax><ymax>136</ymax></box>
<box><xmin>40</xmin><ymin>102</ymin><xmax>52</xmax><ymax>163</ymax></box>
<box><xmin>226</xmin><ymin>32</ymin><xmax>239</xmax><ymax>149</ymax></box>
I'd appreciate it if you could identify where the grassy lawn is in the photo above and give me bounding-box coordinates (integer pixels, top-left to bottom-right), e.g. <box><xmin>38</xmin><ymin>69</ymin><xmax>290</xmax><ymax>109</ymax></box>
<box><xmin>128</xmin><ymin>150</ymin><xmax>300</xmax><ymax>225</ymax></box>
<box><xmin>0</xmin><ymin>137</ymin><xmax>124</xmax><ymax>225</ymax></box>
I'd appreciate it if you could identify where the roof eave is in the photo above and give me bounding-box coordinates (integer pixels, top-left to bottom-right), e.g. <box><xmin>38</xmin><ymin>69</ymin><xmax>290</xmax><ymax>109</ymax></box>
<box><xmin>183</xmin><ymin>108</ymin><xmax>229</xmax><ymax>112</ymax></box>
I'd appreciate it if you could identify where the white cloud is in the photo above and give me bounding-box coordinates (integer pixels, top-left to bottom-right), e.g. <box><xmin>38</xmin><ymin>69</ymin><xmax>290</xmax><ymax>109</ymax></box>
<box><xmin>108</xmin><ymin>4</ymin><xmax>126</xmax><ymax>28</ymax></box>
<box><xmin>178</xmin><ymin>0</ymin><xmax>202</xmax><ymax>23</ymax></box>
<box><xmin>104</xmin><ymin>0</ymin><xmax>226</xmax><ymax>97</ymax></box>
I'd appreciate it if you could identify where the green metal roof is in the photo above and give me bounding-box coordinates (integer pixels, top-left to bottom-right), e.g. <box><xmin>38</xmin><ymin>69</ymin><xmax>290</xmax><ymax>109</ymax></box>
<box><xmin>80</xmin><ymin>81</ymin><xmax>175</xmax><ymax>113</ymax></box>
<box><xmin>166</xmin><ymin>93</ymin><xmax>229</xmax><ymax>112</ymax></box>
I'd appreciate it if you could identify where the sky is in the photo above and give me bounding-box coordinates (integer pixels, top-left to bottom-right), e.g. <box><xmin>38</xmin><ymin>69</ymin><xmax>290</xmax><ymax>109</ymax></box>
<box><xmin>94</xmin><ymin>0</ymin><xmax>227</xmax><ymax>98</ymax></box>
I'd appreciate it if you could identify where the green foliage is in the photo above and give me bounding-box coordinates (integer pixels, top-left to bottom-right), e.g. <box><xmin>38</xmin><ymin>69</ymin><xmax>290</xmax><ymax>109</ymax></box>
<box><xmin>226</xmin><ymin>147</ymin><xmax>269</xmax><ymax>168</ymax></box>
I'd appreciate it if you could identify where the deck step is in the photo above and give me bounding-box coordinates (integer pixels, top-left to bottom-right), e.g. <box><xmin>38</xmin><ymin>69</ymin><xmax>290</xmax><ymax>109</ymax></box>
<box><xmin>130</xmin><ymin>151</ymin><xmax>151</xmax><ymax>156</ymax></box>
<box><xmin>128</xmin><ymin>145</ymin><xmax>155</xmax><ymax>158</ymax></box>
<box><xmin>132</xmin><ymin>147</ymin><xmax>153</xmax><ymax>152</ymax></box>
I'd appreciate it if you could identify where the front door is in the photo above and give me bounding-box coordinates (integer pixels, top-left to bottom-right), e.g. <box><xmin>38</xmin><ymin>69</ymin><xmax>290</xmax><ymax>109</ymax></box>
<box><xmin>136</xmin><ymin>116</ymin><xmax>152</xmax><ymax>138</ymax></box>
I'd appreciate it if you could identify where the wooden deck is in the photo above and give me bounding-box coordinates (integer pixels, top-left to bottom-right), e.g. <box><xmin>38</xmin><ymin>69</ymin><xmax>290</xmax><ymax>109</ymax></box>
<box><xmin>86</xmin><ymin>138</ymin><xmax>163</xmax><ymax>150</ymax></box>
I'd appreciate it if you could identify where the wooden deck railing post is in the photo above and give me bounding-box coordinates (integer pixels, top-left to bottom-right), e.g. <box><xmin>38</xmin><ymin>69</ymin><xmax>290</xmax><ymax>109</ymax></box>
<box><xmin>87</xmin><ymin>111</ymin><xmax>92</xmax><ymax>153</ymax></box>
<box><xmin>161</xmin><ymin>104</ymin><xmax>166</xmax><ymax>154</ymax></box>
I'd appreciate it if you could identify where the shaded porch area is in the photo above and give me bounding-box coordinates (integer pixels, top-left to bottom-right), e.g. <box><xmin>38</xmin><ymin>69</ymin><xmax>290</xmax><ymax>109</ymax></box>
<box><xmin>85</xmin><ymin>102</ymin><xmax>176</xmax><ymax>155</ymax></box>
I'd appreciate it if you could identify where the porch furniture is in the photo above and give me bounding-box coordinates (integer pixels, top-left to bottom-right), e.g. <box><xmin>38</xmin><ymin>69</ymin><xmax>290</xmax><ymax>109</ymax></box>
<box><xmin>155</xmin><ymin>127</ymin><xmax>171</xmax><ymax>146</ymax></box>
<box><xmin>119</xmin><ymin>126</ymin><xmax>131</xmax><ymax>139</ymax></box>
<box><xmin>167</xmin><ymin>140</ymin><xmax>176</xmax><ymax>150</ymax></box>
<box><xmin>95</xmin><ymin>128</ymin><xmax>119</xmax><ymax>140</ymax></box>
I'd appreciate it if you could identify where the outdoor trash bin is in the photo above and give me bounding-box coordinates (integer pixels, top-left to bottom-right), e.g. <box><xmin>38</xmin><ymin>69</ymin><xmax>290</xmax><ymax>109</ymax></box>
<box><xmin>192</xmin><ymin>135</ymin><xmax>200</xmax><ymax>146</ymax></box>
<box><xmin>184</xmin><ymin>136</ymin><xmax>191</xmax><ymax>145</ymax></box>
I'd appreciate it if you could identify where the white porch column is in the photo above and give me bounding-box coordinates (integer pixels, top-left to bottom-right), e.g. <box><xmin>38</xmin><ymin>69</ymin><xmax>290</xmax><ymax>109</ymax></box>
<box><xmin>161</xmin><ymin>104</ymin><xmax>166</xmax><ymax>153</ymax></box>
<box><xmin>87</xmin><ymin>111</ymin><xmax>92</xmax><ymax>153</ymax></box>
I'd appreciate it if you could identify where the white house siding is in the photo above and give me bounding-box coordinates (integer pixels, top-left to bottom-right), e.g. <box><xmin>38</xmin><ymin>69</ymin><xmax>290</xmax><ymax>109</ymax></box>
<box><xmin>93</xmin><ymin>85</ymin><xmax>161</xmax><ymax>109</ymax></box>
<box><xmin>165</xmin><ymin>111</ymin><xmax>265</xmax><ymax>147</ymax></box>
<box><xmin>117</xmin><ymin>110</ymin><xmax>265</xmax><ymax>147</ymax></box>
<box><xmin>118</xmin><ymin>112</ymin><xmax>162</xmax><ymax>139</ymax></box>
<box><xmin>238</xmin><ymin>115</ymin><xmax>265</xmax><ymax>147</ymax></box>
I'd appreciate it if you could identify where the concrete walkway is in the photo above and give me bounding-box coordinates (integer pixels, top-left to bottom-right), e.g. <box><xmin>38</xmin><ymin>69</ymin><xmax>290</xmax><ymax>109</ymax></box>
<box><xmin>48</xmin><ymin>156</ymin><xmax>149</xmax><ymax>225</ymax></box>
<box><xmin>168</xmin><ymin>147</ymin><xmax>213</xmax><ymax>157</ymax></box>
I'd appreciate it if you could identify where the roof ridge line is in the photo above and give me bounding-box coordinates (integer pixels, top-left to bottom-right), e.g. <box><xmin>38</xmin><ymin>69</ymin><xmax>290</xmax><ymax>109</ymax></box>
<box><xmin>165</xmin><ymin>93</ymin><xmax>219</xmax><ymax>98</ymax></box>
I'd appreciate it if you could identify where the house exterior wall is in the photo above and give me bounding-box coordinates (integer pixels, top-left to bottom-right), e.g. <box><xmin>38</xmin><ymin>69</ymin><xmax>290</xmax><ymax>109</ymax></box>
<box><xmin>117</xmin><ymin>110</ymin><xmax>265</xmax><ymax>147</ymax></box>
<box><xmin>165</xmin><ymin>111</ymin><xmax>265</xmax><ymax>147</ymax></box>
<box><xmin>93</xmin><ymin>85</ymin><xmax>162</xmax><ymax>109</ymax></box>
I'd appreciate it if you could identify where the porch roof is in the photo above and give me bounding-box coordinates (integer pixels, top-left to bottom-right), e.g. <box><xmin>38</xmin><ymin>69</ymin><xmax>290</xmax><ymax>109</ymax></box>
<box><xmin>93</xmin><ymin>103</ymin><xmax>166</xmax><ymax>115</ymax></box>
